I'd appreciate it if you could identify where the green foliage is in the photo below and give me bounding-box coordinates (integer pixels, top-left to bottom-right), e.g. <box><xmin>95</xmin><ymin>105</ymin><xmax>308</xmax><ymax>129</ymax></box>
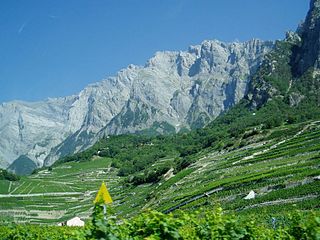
<box><xmin>0</xmin><ymin>224</ymin><xmax>77</xmax><ymax>240</ymax></box>
<box><xmin>82</xmin><ymin>204</ymin><xmax>121</xmax><ymax>240</ymax></box>
<box><xmin>175</xmin><ymin>156</ymin><xmax>196</xmax><ymax>172</ymax></box>
<box><xmin>286</xmin><ymin>212</ymin><xmax>320</xmax><ymax>240</ymax></box>
<box><xmin>1</xmin><ymin>208</ymin><xmax>318</xmax><ymax>239</ymax></box>
<box><xmin>0</xmin><ymin>169</ymin><xmax>20</xmax><ymax>181</ymax></box>
<box><xmin>178</xmin><ymin>145</ymin><xmax>200</xmax><ymax>157</ymax></box>
<box><xmin>126</xmin><ymin>210</ymin><xmax>183</xmax><ymax>239</ymax></box>
<box><xmin>84</xmin><ymin>207</ymin><xmax>320</xmax><ymax>240</ymax></box>
<box><xmin>265</xmin><ymin>41</ymin><xmax>293</xmax><ymax>94</ymax></box>
<box><xmin>128</xmin><ymin>165</ymin><xmax>171</xmax><ymax>186</ymax></box>
<box><xmin>137</xmin><ymin>121</ymin><xmax>176</xmax><ymax>135</ymax></box>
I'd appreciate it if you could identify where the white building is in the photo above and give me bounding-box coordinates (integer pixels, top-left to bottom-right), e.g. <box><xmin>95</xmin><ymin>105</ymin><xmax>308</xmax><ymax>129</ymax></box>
<box><xmin>58</xmin><ymin>217</ymin><xmax>85</xmax><ymax>227</ymax></box>
<box><xmin>244</xmin><ymin>190</ymin><xmax>256</xmax><ymax>200</ymax></box>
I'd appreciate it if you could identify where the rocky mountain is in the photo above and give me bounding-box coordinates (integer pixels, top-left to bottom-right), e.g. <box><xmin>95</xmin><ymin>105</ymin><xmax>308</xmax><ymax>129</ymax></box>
<box><xmin>247</xmin><ymin>0</ymin><xmax>320</xmax><ymax>109</ymax></box>
<box><xmin>0</xmin><ymin>39</ymin><xmax>273</xmax><ymax>172</ymax></box>
<box><xmin>293</xmin><ymin>0</ymin><xmax>320</xmax><ymax>77</ymax></box>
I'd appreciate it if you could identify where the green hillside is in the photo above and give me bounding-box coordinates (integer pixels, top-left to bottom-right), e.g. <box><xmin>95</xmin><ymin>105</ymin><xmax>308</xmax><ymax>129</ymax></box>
<box><xmin>0</xmin><ymin>118</ymin><xmax>319</xmax><ymax>224</ymax></box>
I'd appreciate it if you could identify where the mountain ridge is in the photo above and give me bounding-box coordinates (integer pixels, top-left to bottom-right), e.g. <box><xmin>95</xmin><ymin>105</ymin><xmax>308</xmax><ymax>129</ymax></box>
<box><xmin>0</xmin><ymin>39</ymin><xmax>273</xmax><ymax>172</ymax></box>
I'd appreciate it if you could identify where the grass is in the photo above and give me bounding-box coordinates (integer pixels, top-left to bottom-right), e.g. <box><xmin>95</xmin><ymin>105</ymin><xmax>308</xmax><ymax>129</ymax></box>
<box><xmin>0</xmin><ymin>121</ymin><xmax>319</xmax><ymax>224</ymax></box>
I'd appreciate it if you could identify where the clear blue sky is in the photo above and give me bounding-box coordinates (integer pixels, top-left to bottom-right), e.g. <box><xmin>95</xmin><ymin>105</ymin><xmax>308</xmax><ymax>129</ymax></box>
<box><xmin>0</xmin><ymin>0</ymin><xmax>309</xmax><ymax>103</ymax></box>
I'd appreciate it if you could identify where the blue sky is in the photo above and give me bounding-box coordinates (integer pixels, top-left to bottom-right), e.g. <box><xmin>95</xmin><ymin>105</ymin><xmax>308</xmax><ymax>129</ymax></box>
<box><xmin>0</xmin><ymin>0</ymin><xmax>309</xmax><ymax>103</ymax></box>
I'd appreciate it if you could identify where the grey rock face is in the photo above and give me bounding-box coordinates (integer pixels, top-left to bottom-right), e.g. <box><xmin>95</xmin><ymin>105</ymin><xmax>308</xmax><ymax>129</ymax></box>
<box><xmin>294</xmin><ymin>0</ymin><xmax>320</xmax><ymax>76</ymax></box>
<box><xmin>0</xmin><ymin>98</ymin><xmax>76</xmax><ymax>168</ymax></box>
<box><xmin>0</xmin><ymin>39</ymin><xmax>273</xmax><ymax>170</ymax></box>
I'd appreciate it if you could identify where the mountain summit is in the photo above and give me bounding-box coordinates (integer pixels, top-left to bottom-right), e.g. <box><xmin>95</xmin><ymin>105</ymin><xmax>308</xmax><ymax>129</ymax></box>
<box><xmin>0</xmin><ymin>39</ymin><xmax>273</xmax><ymax>173</ymax></box>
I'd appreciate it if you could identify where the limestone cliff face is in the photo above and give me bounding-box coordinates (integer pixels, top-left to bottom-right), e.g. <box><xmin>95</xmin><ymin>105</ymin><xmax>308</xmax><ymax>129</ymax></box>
<box><xmin>0</xmin><ymin>39</ymin><xmax>273</xmax><ymax>170</ymax></box>
<box><xmin>101</xmin><ymin>40</ymin><xmax>273</xmax><ymax>135</ymax></box>
<box><xmin>0</xmin><ymin>98</ymin><xmax>75</xmax><ymax>169</ymax></box>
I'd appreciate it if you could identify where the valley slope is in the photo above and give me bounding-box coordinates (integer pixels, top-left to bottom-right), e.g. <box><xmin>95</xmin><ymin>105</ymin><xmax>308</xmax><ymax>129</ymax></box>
<box><xmin>0</xmin><ymin>119</ymin><xmax>319</xmax><ymax>224</ymax></box>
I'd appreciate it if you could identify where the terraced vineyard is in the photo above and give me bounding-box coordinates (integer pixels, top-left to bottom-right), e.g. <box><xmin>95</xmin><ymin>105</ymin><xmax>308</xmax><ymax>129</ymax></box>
<box><xmin>154</xmin><ymin>121</ymin><xmax>320</xmax><ymax>216</ymax></box>
<box><xmin>0</xmin><ymin>159</ymin><xmax>122</xmax><ymax>223</ymax></box>
<box><xmin>0</xmin><ymin>120</ymin><xmax>319</xmax><ymax>224</ymax></box>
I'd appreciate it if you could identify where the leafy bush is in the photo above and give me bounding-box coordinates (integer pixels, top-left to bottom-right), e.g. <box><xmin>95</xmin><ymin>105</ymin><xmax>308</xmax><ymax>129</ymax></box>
<box><xmin>0</xmin><ymin>169</ymin><xmax>20</xmax><ymax>181</ymax></box>
<box><xmin>128</xmin><ymin>166</ymin><xmax>171</xmax><ymax>185</ymax></box>
<box><xmin>126</xmin><ymin>210</ymin><xmax>183</xmax><ymax>239</ymax></box>
<box><xmin>175</xmin><ymin>156</ymin><xmax>196</xmax><ymax>172</ymax></box>
<box><xmin>0</xmin><ymin>224</ymin><xmax>77</xmax><ymax>240</ymax></box>
<box><xmin>83</xmin><ymin>206</ymin><xmax>320</xmax><ymax>240</ymax></box>
<box><xmin>0</xmin><ymin>207</ymin><xmax>319</xmax><ymax>239</ymax></box>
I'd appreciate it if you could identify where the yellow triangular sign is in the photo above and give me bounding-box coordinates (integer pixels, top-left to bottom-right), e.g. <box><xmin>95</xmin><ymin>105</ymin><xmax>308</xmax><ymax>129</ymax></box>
<box><xmin>94</xmin><ymin>182</ymin><xmax>113</xmax><ymax>204</ymax></box>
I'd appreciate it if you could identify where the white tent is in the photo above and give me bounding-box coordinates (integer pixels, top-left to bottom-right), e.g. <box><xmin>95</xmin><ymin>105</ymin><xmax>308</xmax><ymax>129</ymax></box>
<box><xmin>66</xmin><ymin>217</ymin><xmax>85</xmax><ymax>227</ymax></box>
<box><xmin>244</xmin><ymin>190</ymin><xmax>256</xmax><ymax>200</ymax></box>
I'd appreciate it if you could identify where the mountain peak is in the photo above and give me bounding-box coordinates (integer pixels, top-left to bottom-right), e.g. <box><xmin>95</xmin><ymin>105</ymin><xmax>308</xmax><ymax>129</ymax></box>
<box><xmin>0</xmin><ymin>38</ymin><xmax>273</xmax><ymax>171</ymax></box>
<box><xmin>293</xmin><ymin>0</ymin><xmax>320</xmax><ymax>76</ymax></box>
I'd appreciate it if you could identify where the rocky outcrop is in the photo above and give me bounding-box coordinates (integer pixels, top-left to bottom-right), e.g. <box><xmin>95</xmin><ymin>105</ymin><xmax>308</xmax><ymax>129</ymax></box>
<box><xmin>246</xmin><ymin>0</ymin><xmax>320</xmax><ymax>109</ymax></box>
<box><xmin>293</xmin><ymin>0</ymin><xmax>320</xmax><ymax>76</ymax></box>
<box><xmin>245</xmin><ymin>39</ymin><xmax>293</xmax><ymax>109</ymax></box>
<box><xmin>0</xmin><ymin>39</ymin><xmax>273</xmax><ymax>170</ymax></box>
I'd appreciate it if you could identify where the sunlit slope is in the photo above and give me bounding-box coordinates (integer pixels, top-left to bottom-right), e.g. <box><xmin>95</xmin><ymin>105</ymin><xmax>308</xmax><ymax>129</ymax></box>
<box><xmin>0</xmin><ymin>120</ymin><xmax>319</xmax><ymax>224</ymax></box>
<box><xmin>0</xmin><ymin>158</ymin><xmax>120</xmax><ymax>223</ymax></box>
<box><xmin>153</xmin><ymin>121</ymin><xmax>320</xmax><ymax>215</ymax></box>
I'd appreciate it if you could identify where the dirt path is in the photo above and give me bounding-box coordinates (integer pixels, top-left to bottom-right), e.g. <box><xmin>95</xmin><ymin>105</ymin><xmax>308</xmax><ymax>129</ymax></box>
<box><xmin>0</xmin><ymin>192</ymin><xmax>82</xmax><ymax>198</ymax></box>
<box><xmin>241</xmin><ymin>121</ymin><xmax>319</xmax><ymax>162</ymax></box>
<box><xmin>242</xmin><ymin>194</ymin><xmax>319</xmax><ymax>210</ymax></box>
<box><xmin>163</xmin><ymin>187</ymin><xmax>224</xmax><ymax>214</ymax></box>
<box><xmin>8</xmin><ymin>181</ymin><xmax>12</xmax><ymax>193</ymax></box>
<box><xmin>10</xmin><ymin>181</ymin><xmax>25</xmax><ymax>194</ymax></box>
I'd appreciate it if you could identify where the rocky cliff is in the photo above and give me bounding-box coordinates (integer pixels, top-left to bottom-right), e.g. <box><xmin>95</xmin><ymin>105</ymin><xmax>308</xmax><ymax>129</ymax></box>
<box><xmin>0</xmin><ymin>39</ymin><xmax>273</xmax><ymax>172</ymax></box>
<box><xmin>294</xmin><ymin>0</ymin><xmax>320</xmax><ymax>76</ymax></box>
<box><xmin>246</xmin><ymin>0</ymin><xmax>320</xmax><ymax>109</ymax></box>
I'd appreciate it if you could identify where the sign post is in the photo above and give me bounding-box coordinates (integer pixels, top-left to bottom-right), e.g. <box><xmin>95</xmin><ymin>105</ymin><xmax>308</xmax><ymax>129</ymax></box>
<box><xmin>94</xmin><ymin>181</ymin><xmax>113</xmax><ymax>205</ymax></box>
<box><xmin>93</xmin><ymin>181</ymin><xmax>113</xmax><ymax>220</ymax></box>
<box><xmin>90</xmin><ymin>182</ymin><xmax>114</xmax><ymax>238</ymax></box>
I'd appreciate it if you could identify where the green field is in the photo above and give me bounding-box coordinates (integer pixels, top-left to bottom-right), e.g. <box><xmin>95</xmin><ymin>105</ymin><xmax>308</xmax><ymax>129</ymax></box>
<box><xmin>0</xmin><ymin>120</ymin><xmax>319</xmax><ymax>224</ymax></box>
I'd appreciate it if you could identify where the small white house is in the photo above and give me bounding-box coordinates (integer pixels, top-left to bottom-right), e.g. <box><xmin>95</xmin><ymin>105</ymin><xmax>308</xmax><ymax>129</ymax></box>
<box><xmin>67</xmin><ymin>217</ymin><xmax>85</xmax><ymax>226</ymax></box>
<box><xmin>244</xmin><ymin>190</ymin><xmax>256</xmax><ymax>200</ymax></box>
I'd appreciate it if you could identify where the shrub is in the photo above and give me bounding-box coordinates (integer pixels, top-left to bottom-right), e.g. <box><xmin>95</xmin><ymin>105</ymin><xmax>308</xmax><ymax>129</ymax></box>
<box><xmin>0</xmin><ymin>207</ymin><xmax>319</xmax><ymax>239</ymax></box>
